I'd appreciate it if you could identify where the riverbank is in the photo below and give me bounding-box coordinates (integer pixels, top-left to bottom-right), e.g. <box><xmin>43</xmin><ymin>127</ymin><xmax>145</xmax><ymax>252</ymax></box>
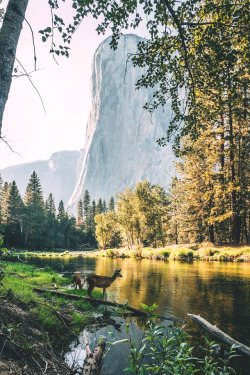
<box><xmin>0</xmin><ymin>262</ymin><xmax>108</xmax><ymax>374</ymax></box>
<box><xmin>88</xmin><ymin>244</ymin><xmax>250</xmax><ymax>262</ymax></box>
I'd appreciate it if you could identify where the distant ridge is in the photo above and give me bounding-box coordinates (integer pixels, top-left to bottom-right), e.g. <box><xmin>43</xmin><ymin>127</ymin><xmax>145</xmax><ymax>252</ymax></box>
<box><xmin>1</xmin><ymin>150</ymin><xmax>82</xmax><ymax>206</ymax></box>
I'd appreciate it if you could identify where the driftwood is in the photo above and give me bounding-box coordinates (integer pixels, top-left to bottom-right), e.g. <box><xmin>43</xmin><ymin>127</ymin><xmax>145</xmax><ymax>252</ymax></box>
<box><xmin>188</xmin><ymin>314</ymin><xmax>250</xmax><ymax>357</ymax></box>
<box><xmin>33</xmin><ymin>288</ymin><xmax>186</xmax><ymax>323</ymax></box>
<box><xmin>82</xmin><ymin>330</ymin><xmax>106</xmax><ymax>375</ymax></box>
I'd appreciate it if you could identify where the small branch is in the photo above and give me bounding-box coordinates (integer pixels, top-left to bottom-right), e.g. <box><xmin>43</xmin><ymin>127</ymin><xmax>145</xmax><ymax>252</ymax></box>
<box><xmin>24</xmin><ymin>17</ymin><xmax>37</xmax><ymax>71</ymax></box>
<box><xmin>0</xmin><ymin>136</ymin><xmax>21</xmax><ymax>155</ymax></box>
<box><xmin>181</xmin><ymin>22</ymin><xmax>249</xmax><ymax>29</ymax></box>
<box><xmin>15</xmin><ymin>58</ymin><xmax>46</xmax><ymax>114</ymax></box>
<box><xmin>163</xmin><ymin>0</ymin><xmax>196</xmax><ymax>105</ymax></box>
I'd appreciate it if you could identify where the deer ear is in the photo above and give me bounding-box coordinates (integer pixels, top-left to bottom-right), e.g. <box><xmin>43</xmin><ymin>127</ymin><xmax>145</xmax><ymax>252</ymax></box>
<box><xmin>117</xmin><ymin>268</ymin><xmax>121</xmax><ymax>272</ymax></box>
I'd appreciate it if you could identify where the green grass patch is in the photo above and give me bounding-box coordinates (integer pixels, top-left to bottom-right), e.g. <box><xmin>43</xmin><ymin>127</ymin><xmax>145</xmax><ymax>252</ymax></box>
<box><xmin>0</xmin><ymin>261</ymin><xmax>101</xmax><ymax>337</ymax></box>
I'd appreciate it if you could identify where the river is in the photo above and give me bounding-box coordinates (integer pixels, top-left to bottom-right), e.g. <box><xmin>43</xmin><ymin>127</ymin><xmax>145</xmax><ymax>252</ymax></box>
<box><xmin>19</xmin><ymin>254</ymin><xmax>250</xmax><ymax>374</ymax></box>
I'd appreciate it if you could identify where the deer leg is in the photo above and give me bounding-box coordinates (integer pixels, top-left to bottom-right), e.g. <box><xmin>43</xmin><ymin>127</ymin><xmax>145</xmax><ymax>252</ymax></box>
<box><xmin>87</xmin><ymin>282</ymin><xmax>94</xmax><ymax>298</ymax></box>
<box><xmin>102</xmin><ymin>287</ymin><xmax>106</xmax><ymax>299</ymax></box>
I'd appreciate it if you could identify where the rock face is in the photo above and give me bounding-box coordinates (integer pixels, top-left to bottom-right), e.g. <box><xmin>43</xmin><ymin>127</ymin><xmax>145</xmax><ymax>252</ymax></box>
<box><xmin>1</xmin><ymin>150</ymin><xmax>82</xmax><ymax>206</ymax></box>
<box><xmin>67</xmin><ymin>34</ymin><xmax>175</xmax><ymax>212</ymax></box>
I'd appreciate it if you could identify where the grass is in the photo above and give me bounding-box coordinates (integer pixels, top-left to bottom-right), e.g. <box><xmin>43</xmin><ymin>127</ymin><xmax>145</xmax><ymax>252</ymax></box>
<box><xmin>88</xmin><ymin>244</ymin><xmax>250</xmax><ymax>262</ymax></box>
<box><xmin>0</xmin><ymin>262</ymin><xmax>102</xmax><ymax>334</ymax></box>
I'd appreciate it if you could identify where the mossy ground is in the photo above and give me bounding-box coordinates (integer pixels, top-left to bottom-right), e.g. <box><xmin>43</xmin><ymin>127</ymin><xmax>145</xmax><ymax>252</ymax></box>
<box><xmin>0</xmin><ymin>261</ymin><xmax>113</xmax><ymax>374</ymax></box>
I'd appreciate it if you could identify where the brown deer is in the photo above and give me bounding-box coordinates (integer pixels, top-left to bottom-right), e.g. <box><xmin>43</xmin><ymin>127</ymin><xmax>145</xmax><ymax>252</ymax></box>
<box><xmin>72</xmin><ymin>274</ymin><xmax>85</xmax><ymax>289</ymax></box>
<box><xmin>86</xmin><ymin>268</ymin><xmax>123</xmax><ymax>298</ymax></box>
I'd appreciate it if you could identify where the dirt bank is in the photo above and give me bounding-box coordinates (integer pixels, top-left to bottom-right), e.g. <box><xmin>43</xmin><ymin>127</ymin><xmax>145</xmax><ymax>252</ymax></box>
<box><xmin>0</xmin><ymin>298</ymin><xmax>75</xmax><ymax>375</ymax></box>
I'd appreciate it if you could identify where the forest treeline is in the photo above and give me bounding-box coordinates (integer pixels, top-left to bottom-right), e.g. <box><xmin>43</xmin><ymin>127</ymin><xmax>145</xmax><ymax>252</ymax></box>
<box><xmin>0</xmin><ymin>148</ymin><xmax>248</xmax><ymax>251</ymax></box>
<box><xmin>0</xmin><ymin>171</ymin><xmax>100</xmax><ymax>250</ymax></box>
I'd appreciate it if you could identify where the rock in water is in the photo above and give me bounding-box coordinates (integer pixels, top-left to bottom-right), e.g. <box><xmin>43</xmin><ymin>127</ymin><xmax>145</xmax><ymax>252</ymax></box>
<box><xmin>67</xmin><ymin>34</ymin><xmax>175</xmax><ymax>212</ymax></box>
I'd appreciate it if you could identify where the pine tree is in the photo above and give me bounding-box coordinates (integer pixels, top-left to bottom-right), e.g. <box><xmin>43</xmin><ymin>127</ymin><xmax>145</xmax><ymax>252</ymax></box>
<box><xmin>108</xmin><ymin>196</ymin><xmax>115</xmax><ymax>212</ymax></box>
<box><xmin>91</xmin><ymin>200</ymin><xmax>96</xmax><ymax>217</ymax></box>
<box><xmin>45</xmin><ymin>193</ymin><xmax>56</xmax><ymax>219</ymax></box>
<box><xmin>0</xmin><ymin>182</ymin><xmax>10</xmax><ymax>224</ymax></box>
<box><xmin>102</xmin><ymin>200</ymin><xmax>107</xmax><ymax>213</ymax></box>
<box><xmin>5</xmin><ymin>181</ymin><xmax>24</xmax><ymax>247</ymax></box>
<box><xmin>44</xmin><ymin>193</ymin><xmax>57</xmax><ymax>249</ymax></box>
<box><xmin>24</xmin><ymin>171</ymin><xmax>44</xmax><ymax>207</ymax></box>
<box><xmin>83</xmin><ymin>190</ymin><xmax>91</xmax><ymax>218</ymax></box>
<box><xmin>77</xmin><ymin>199</ymin><xmax>84</xmax><ymax>228</ymax></box>
<box><xmin>0</xmin><ymin>173</ymin><xmax>3</xmax><ymax>195</ymax></box>
<box><xmin>23</xmin><ymin>171</ymin><xmax>45</xmax><ymax>249</ymax></box>
<box><xmin>0</xmin><ymin>174</ymin><xmax>3</xmax><ymax>224</ymax></box>
<box><xmin>57</xmin><ymin>200</ymin><xmax>66</xmax><ymax>223</ymax></box>
<box><xmin>96</xmin><ymin>198</ymin><xmax>103</xmax><ymax>215</ymax></box>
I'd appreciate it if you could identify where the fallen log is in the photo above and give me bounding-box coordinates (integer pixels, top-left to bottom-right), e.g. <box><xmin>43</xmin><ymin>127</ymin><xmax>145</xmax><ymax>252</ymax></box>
<box><xmin>82</xmin><ymin>340</ymin><xmax>106</xmax><ymax>375</ymax></box>
<box><xmin>82</xmin><ymin>329</ymin><xmax>106</xmax><ymax>375</ymax></box>
<box><xmin>33</xmin><ymin>288</ymin><xmax>186</xmax><ymax>323</ymax></box>
<box><xmin>188</xmin><ymin>314</ymin><xmax>250</xmax><ymax>357</ymax></box>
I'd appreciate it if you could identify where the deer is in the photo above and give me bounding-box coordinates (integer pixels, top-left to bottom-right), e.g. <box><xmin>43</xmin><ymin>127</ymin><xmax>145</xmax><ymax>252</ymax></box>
<box><xmin>72</xmin><ymin>274</ymin><xmax>85</xmax><ymax>289</ymax></box>
<box><xmin>86</xmin><ymin>268</ymin><xmax>123</xmax><ymax>298</ymax></box>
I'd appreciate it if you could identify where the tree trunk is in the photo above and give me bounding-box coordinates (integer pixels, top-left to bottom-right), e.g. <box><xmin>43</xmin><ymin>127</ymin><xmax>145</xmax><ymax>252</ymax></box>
<box><xmin>209</xmin><ymin>224</ymin><xmax>215</xmax><ymax>244</ymax></box>
<box><xmin>0</xmin><ymin>0</ymin><xmax>29</xmax><ymax>135</ymax></box>
<box><xmin>228</xmin><ymin>83</ymin><xmax>241</xmax><ymax>244</ymax></box>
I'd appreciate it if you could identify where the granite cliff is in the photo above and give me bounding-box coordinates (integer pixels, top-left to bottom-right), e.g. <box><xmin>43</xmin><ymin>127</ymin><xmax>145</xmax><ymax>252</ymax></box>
<box><xmin>67</xmin><ymin>34</ymin><xmax>175</xmax><ymax>212</ymax></box>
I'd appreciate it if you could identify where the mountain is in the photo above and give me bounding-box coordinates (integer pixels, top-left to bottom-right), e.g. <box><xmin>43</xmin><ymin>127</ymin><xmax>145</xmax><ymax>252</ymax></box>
<box><xmin>67</xmin><ymin>34</ymin><xmax>175</xmax><ymax>212</ymax></box>
<box><xmin>0</xmin><ymin>150</ymin><xmax>82</xmax><ymax>206</ymax></box>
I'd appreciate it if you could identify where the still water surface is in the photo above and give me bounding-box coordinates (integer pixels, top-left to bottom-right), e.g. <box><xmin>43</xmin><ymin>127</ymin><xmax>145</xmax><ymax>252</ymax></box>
<box><xmin>22</xmin><ymin>255</ymin><xmax>250</xmax><ymax>373</ymax></box>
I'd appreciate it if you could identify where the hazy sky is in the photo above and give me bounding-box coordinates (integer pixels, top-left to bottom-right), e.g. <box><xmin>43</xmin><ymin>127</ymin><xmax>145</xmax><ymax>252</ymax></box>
<box><xmin>0</xmin><ymin>1</ymin><xmax>146</xmax><ymax>170</ymax></box>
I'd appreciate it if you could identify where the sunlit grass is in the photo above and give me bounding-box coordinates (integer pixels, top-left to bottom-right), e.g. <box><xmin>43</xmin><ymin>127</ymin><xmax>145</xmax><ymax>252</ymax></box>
<box><xmin>88</xmin><ymin>244</ymin><xmax>250</xmax><ymax>262</ymax></box>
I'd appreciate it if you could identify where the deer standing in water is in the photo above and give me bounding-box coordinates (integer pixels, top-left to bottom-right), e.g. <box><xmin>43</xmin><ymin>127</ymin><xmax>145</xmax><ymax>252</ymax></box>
<box><xmin>72</xmin><ymin>274</ymin><xmax>85</xmax><ymax>289</ymax></box>
<box><xmin>86</xmin><ymin>268</ymin><xmax>123</xmax><ymax>298</ymax></box>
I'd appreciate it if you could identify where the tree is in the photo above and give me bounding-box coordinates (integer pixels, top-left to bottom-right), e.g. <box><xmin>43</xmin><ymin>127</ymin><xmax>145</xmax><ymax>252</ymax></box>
<box><xmin>108</xmin><ymin>196</ymin><xmax>115</xmax><ymax>212</ymax></box>
<box><xmin>95</xmin><ymin>211</ymin><xmax>117</xmax><ymax>249</ymax></box>
<box><xmin>83</xmin><ymin>190</ymin><xmax>91</xmax><ymax>218</ymax></box>
<box><xmin>57</xmin><ymin>200</ymin><xmax>66</xmax><ymax>223</ymax></box>
<box><xmin>96</xmin><ymin>198</ymin><xmax>103</xmax><ymax>215</ymax></box>
<box><xmin>44</xmin><ymin>193</ymin><xmax>57</xmax><ymax>249</ymax></box>
<box><xmin>77</xmin><ymin>199</ymin><xmax>84</xmax><ymax>228</ymax></box>
<box><xmin>23</xmin><ymin>171</ymin><xmax>45</xmax><ymax>249</ymax></box>
<box><xmin>102</xmin><ymin>200</ymin><xmax>107</xmax><ymax>213</ymax></box>
<box><xmin>0</xmin><ymin>181</ymin><xmax>10</xmax><ymax>224</ymax></box>
<box><xmin>0</xmin><ymin>0</ymin><xmax>29</xmax><ymax>134</ymax></box>
<box><xmin>134</xmin><ymin>181</ymin><xmax>168</xmax><ymax>247</ymax></box>
<box><xmin>45</xmin><ymin>193</ymin><xmax>56</xmax><ymax>219</ymax></box>
<box><xmin>2</xmin><ymin>1</ymin><xmax>248</xmax><ymax>145</ymax></box>
<box><xmin>24</xmin><ymin>171</ymin><xmax>44</xmax><ymax>208</ymax></box>
<box><xmin>0</xmin><ymin>173</ymin><xmax>3</xmax><ymax>223</ymax></box>
<box><xmin>167</xmin><ymin>178</ymin><xmax>187</xmax><ymax>245</ymax></box>
<box><xmin>0</xmin><ymin>173</ymin><xmax>3</xmax><ymax>194</ymax></box>
<box><xmin>40</xmin><ymin>1</ymin><xmax>249</xmax><ymax>148</ymax></box>
<box><xmin>116</xmin><ymin>188</ymin><xmax>135</xmax><ymax>249</ymax></box>
<box><xmin>5</xmin><ymin>181</ymin><xmax>24</xmax><ymax>247</ymax></box>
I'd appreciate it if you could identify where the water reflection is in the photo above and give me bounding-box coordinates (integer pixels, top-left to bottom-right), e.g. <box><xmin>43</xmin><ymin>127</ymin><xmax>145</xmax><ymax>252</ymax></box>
<box><xmin>7</xmin><ymin>254</ymin><xmax>250</xmax><ymax>372</ymax></box>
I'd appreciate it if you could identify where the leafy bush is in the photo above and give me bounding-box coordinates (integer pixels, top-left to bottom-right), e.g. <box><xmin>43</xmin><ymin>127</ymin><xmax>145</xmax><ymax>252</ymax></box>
<box><xmin>110</xmin><ymin>303</ymin><xmax>237</xmax><ymax>375</ymax></box>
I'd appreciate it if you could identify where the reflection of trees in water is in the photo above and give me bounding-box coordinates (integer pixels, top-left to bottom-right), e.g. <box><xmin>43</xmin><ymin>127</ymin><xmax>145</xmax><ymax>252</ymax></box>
<box><xmin>16</xmin><ymin>255</ymin><xmax>250</xmax><ymax>348</ymax></box>
<box><xmin>187</xmin><ymin>275</ymin><xmax>250</xmax><ymax>345</ymax></box>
